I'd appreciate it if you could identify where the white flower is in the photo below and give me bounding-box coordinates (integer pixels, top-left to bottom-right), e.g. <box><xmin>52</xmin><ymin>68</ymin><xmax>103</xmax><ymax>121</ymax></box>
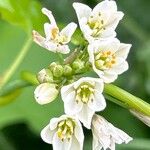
<box><xmin>73</xmin><ymin>0</ymin><xmax>124</xmax><ymax>43</ymax></box>
<box><xmin>88</xmin><ymin>38</ymin><xmax>131</xmax><ymax>83</ymax></box>
<box><xmin>34</xmin><ymin>83</ymin><xmax>58</xmax><ymax>105</ymax></box>
<box><xmin>92</xmin><ymin>114</ymin><xmax>133</xmax><ymax>150</ymax></box>
<box><xmin>41</xmin><ymin>115</ymin><xmax>84</xmax><ymax>150</ymax></box>
<box><xmin>61</xmin><ymin>77</ymin><xmax>106</xmax><ymax>129</ymax></box>
<box><xmin>32</xmin><ymin>8</ymin><xmax>77</xmax><ymax>54</ymax></box>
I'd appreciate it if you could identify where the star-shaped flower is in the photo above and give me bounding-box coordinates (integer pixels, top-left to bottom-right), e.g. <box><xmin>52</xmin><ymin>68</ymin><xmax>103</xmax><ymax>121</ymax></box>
<box><xmin>61</xmin><ymin>77</ymin><xmax>106</xmax><ymax>129</ymax></box>
<box><xmin>33</xmin><ymin>8</ymin><xmax>77</xmax><ymax>54</ymax></box>
<box><xmin>73</xmin><ymin>0</ymin><xmax>124</xmax><ymax>43</ymax></box>
<box><xmin>41</xmin><ymin>115</ymin><xmax>84</xmax><ymax>150</ymax></box>
<box><xmin>88</xmin><ymin>38</ymin><xmax>131</xmax><ymax>83</ymax></box>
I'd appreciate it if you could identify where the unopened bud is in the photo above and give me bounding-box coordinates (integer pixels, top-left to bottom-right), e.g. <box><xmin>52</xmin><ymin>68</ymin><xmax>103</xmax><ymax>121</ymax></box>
<box><xmin>52</xmin><ymin>65</ymin><xmax>64</xmax><ymax>78</ymax></box>
<box><xmin>34</xmin><ymin>83</ymin><xmax>58</xmax><ymax>105</ymax></box>
<box><xmin>72</xmin><ymin>59</ymin><xmax>84</xmax><ymax>71</ymax></box>
<box><xmin>37</xmin><ymin>69</ymin><xmax>53</xmax><ymax>83</ymax></box>
<box><xmin>63</xmin><ymin>65</ymin><xmax>72</xmax><ymax>76</ymax></box>
<box><xmin>49</xmin><ymin>62</ymin><xmax>57</xmax><ymax>71</ymax></box>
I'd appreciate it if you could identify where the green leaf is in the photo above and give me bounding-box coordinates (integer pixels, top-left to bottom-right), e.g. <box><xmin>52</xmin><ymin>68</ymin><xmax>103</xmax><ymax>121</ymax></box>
<box><xmin>0</xmin><ymin>0</ymin><xmax>46</xmax><ymax>34</ymax></box>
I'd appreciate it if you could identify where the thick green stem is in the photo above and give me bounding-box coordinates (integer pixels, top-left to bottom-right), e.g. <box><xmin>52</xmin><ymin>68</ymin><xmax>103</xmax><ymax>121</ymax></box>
<box><xmin>0</xmin><ymin>37</ymin><xmax>32</xmax><ymax>90</ymax></box>
<box><xmin>104</xmin><ymin>84</ymin><xmax>150</xmax><ymax>116</ymax></box>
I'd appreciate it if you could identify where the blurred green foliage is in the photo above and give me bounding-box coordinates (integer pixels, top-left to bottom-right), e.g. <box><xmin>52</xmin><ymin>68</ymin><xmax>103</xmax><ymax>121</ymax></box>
<box><xmin>0</xmin><ymin>0</ymin><xmax>150</xmax><ymax>149</ymax></box>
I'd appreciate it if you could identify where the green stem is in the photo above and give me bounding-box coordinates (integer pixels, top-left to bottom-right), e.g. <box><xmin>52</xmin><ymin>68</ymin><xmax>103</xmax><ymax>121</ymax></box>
<box><xmin>104</xmin><ymin>84</ymin><xmax>150</xmax><ymax>116</ymax></box>
<box><xmin>0</xmin><ymin>37</ymin><xmax>32</xmax><ymax>90</ymax></box>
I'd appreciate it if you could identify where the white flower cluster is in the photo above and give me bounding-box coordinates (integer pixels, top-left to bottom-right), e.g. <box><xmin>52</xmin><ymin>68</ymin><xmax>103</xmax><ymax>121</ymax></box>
<box><xmin>32</xmin><ymin>0</ymin><xmax>132</xmax><ymax>150</ymax></box>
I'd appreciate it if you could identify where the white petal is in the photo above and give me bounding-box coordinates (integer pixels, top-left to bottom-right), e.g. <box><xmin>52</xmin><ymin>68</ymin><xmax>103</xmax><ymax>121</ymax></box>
<box><xmin>73</xmin><ymin>77</ymin><xmax>96</xmax><ymax>89</ymax></box>
<box><xmin>60</xmin><ymin>22</ymin><xmax>77</xmax><ymax>43</ymax></box>
<box><xmin>53</xmin><ymin>133</ymin><xmax>72</xmax><ymax>150</ymax></box>
<box><xmin>34</xmin><ymin>83</ymin><xmax>58</xmax><ymax>105</ymax></box>
<box><xmin>70</xmin><ymin>136</ymin><xmax>81</xmax><ymax>150</ymax></box>
<box><xmin>42</xmin><ymin>8</ymin><xmax>57</xmax><ymax>26</ymax></box>
<box><xmin>57</xmin><ymin>44</ymin><xmax>70</xmax><ymax>54</ymax></box>
<box><xmin>50</xmin><ymin>115</ymin><xmax>68</xmax><ymax>130</ymax></box>
<box><xmin>92</xmin><ymin>115</ymin><xmax>133</xmax><ymax>150</ymax></box>
<box><xmin>100</xmin><ymin>28</ymin><xmax>116</xmax><ymax>39</ymax></box>
<box><xmin>110</xmin><ymin>61</ymin><xmax>129</xmax><ymax>75</ymax></box>
<box><xmin>115</xmin><ymin>43</ymin><xmax>132</xmax><ymax>59</ymax></box>
<box><xmin>61</xmin><ymin>83</ymin><xmax>75</xmax><ymax>103</ymax></box>
<box><xmin>32</xmin><ymin>30</ymin><xmax>46</xmax><ymax>48</ymax></box>
<box><xmin>102</xmin><ymin>71</ymin><xmax>118</xmax><ymax>83</ymax></box>
<box><xmin>63</xmin><ymin>91</ymin><xmax>83</xmax><ymax>115</ymax></box>
<box><xmin>41</xmin><ymin>124</ymin><xmax>55</xmax><ymax>144</ymax></box>
<box><xmin>106</xmin><ymin>12</ymin><xmax>124</xmax><ymax>29</ymax></box>
<box><xmin>44</xmin><ymin>23</ymin><xmax>51</xmax><ymax>40</ymax></box>
<box><xmin>92</xmin><ymin>134</ymin><xmax>102</xmax><ymax>150</ymax></box>
<box><xmin>74</xmin><ymin>119</ymin><xmax>84</xmax><ymax>148</ymax></box>
<box><xmin>77</xmin><ymin>105</ymin><xmax>94</xmax><ymax>129</ymax></box>
<box><xmin>73</xmin><ymin>2</ymin><xmax>92</xmax><ymax>20</ymax></box>
<box><xmin>88</xmin><ymin>91</ymin><xmax>106</xmax><ymax>111</ymax></box>
<box><xmin>93</xmin><ymin>0</ymin><xmax>117</xmax><ymax>14</ymax></box>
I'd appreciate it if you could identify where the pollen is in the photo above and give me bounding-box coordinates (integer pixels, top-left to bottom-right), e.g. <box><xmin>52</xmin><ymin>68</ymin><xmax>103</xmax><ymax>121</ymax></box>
<box><xmin>57</xmin><ymin>118</ymin><xmax>75</xmax><ymax>141</ymax></box>
<box><xmin>75</xmin><ymin>82</ymin><xmax>95</xmax><ymax>104</ymax></box>
<box><xmin>95</xmin><ymin>51</ymin><xmax>116</xmax><ymax>70</ymax></box>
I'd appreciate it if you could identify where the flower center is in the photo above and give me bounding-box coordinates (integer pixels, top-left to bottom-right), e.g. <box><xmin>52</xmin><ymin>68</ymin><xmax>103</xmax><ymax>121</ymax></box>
<box><xmin>87</xmin><ymin>13</ymin><xmax>105</xmax><ymax>37</ymax></box>
<box><xmin>95</xmin><ymin>51</ymin><xmax>116</xmax><ymax>70</ymax></box>
<box><xmin>51</xmin><ymin>27</ymin><xmax>67</xmax><ymax>44</ymax></box>
<box><xmin>57</xmin><ymin>118</ymin><xmax>75</xmax><ymax>141</ymax></box>
<box><xmin>75</xmin><ymin>82</ymin><xmax>94</xmax><ymax>104</ymax></box>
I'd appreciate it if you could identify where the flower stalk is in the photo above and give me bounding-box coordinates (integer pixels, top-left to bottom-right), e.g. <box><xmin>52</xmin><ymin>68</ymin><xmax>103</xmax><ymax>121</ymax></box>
<box><xmin>104</xmin><ymin>84</ymin><xmax>150</xmax><ymax>116</ymax></box>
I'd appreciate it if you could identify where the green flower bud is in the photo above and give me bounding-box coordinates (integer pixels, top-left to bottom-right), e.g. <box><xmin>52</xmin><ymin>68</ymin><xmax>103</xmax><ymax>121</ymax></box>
<box><xmin>72</xmin><ymin>59</ymin><xmax>84</xmax><ymax>71</ymax></box>
<box><xmin>49</xmin><ymin>62</ymin><xmax>57</xmax><ymax>71</ymax></box>
<box><xmin>37</xmin><ymin>69</ymin><xmax>53</xmax><ymax>83</ymax></box>
<box><xmin>63</xmin><ymin>65</ymin><xmax>72</xmax><ymax>76</ymax></box>
<box><xmin>52</xmin><ymin>65</ymin><xmax>64</xmax><ymax>78</ymax></box>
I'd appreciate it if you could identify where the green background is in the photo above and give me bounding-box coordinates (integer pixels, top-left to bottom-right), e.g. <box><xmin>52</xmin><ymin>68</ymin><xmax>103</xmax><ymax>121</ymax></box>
<box><xmin>0</xmin><ymin>0</ymin><xmax>150</xmax><ymax>149</ymax></box>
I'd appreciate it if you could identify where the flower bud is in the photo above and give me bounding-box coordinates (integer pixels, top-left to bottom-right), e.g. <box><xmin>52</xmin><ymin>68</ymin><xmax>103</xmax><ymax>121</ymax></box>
<box><xmin>34</xmin><ymin>83</ymin><xmax>58</xmax><ymax>105</ymax></box>
<box><xmin>37</xmin><ymin>69</ymin><xmax>53</xmax><ymax>83</ymax></box>
<box><xmin>72</xmin><ymin>59</ymin><xmax>84</xmax><ymax>71</ymax></box>
<box><xmin>49</xmin><ymin>62</ymin><xmax>57</xmax><ymax>71</ymax></box>
<box><xmin>52</xmin><ymin>65</ymin><xmax>64</xmax><ymax>78</ymax></box>
<box><xmin>63</xmin><ymin>65</ymin><xmax>72</xmax><ymax>76</ymax></box>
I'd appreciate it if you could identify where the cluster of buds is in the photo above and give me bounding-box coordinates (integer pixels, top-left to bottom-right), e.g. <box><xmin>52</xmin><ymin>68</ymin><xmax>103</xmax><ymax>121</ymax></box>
<box><xmin>32</xmin><ymin>0</ymin><xmax>133</xmax><ymax>150</ymax></box>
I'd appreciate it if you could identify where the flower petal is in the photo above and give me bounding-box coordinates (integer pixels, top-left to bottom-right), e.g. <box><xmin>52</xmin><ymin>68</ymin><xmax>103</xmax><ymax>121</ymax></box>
<box><xmin>57</xmin><ymin>44</ymin><xmax>70</xmax><ymax>54</ymax></box>
<box><xmin>63</xmin><ymin>91</ymin><xmax>83</xmax><ymax>115</ymax></box>
<box><xmin>88</xmin><ymin>90</ymin><xmax>106</xmax><ymax>111</ymax></box>
<box><xmin>77</xmin><ymin>105</ymin><xmax>95</xmax><ymax>129</ymax></box>
<box><xmin>106</xmin><ymin>12</ymin><xmax>124</xmax><ymax>29</ymax></box>
<box><xmin>41</xmin><ymin>124</ymin><xmax>55</xmax><ymax>144</ymax></box>
<box><xmin>60</xmin><ymin>22</ymin><xmax>77</xmax><ymax>43</ymax></box>
<box><xmin>110</xmin><ymin>61</ymin><xmax>129</xmax><ymax>75</ymax></box>
<box><xmin>42</xmin><ymin>8</ymin><xmax>57</xmax><ymax>26</ymax></box>
<box><xmin>93</xmin><ymin>0</ymin><xmax>117</xmax><ymax>14</ymax></box>
<box><xmin>73</xmin><ymin>2</ymin><xmax>92</xmax><ymax>20</ymax></box>
<box><xmin>52</xmin><ymin>133</ymin><xmax>72</xmax><ymax>150</ymax></box>
<box><xmin>32</xmin><ymin>30</ymin><xmax>46</xmax><ymax>48</ymax></box>
<box><xmin>115</xmin><ymin>43</ymin><xmax>132</xmax><ymax>59</ymax></box>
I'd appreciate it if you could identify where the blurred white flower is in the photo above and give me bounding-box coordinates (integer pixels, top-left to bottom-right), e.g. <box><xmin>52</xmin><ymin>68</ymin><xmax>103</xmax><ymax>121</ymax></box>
<box><xmin>34</xmin><ymin>83</ymin><xmax>58</xmax><ymax>105</ymax></box>
<box><xmin>41</xmin><ymin>115</ymin><xmax>84</xmax><ymax>150</ymax></box>
<box><xmin>88</xmin><ymin>38</ymin><xmax>131</xmax><ymax>83</ymax></box>
<box><xmin>61</xmin><ymin>77</ymin><xmax>106</xmax><ymax>129</ymax></box>
<box><xmin>92</xmin><ymin>114</ymin><xmax>133</xmax><ymax>150</ymax></box>
<box><xmin>33</xmin><ymin>8</ymin><xmax>77</xmax><ymax>54</ymax></box>
<box><xmin>73</xmin><ymin>0</ymin><xmax>124</xmax><ymax>43</ymax></box>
